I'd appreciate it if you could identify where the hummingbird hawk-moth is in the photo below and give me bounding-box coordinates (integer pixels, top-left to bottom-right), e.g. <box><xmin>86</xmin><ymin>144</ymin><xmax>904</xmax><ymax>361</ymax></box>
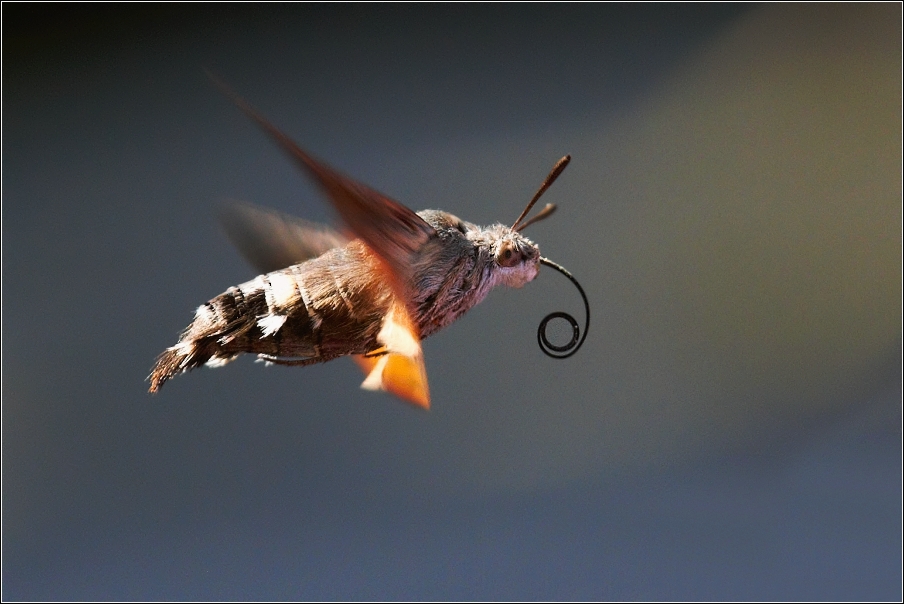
<box><xmin>148</xmin><ymin>85</ymin><xmax>588</xmax><ymax>409</ymax></box>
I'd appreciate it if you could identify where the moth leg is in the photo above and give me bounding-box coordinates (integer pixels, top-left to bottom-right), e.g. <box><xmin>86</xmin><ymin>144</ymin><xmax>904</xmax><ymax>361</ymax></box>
<box><xmin>256</xmin><ymin>354</ymin><xmax>325</xmax><ymax>367</ymax></box>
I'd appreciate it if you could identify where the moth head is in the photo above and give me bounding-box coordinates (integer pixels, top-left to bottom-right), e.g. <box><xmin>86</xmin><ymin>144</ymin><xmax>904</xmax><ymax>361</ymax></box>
<box><xmin>492</xmin><ymin>229</ymin><xmax>541</xmax><ymax>287</ymax></box>
<box><xmin>490</xmin><ymin>154</ymin><xmax>572</xmax><ymax>287</ymax></box>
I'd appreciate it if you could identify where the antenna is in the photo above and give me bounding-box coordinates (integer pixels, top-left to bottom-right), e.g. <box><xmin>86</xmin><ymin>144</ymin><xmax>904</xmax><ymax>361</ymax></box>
<box><xmin>512</xmin><ymin>155</ymin><xmax>571</xmax><ymax>231</ymax></box>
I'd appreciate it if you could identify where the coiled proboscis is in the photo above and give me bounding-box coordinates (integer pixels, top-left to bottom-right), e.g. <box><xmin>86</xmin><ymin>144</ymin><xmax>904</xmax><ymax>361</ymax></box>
<box><xmin>537</xmin><ymin>257</ymin><xmax>589</xmax><ymax>359</ymax></box>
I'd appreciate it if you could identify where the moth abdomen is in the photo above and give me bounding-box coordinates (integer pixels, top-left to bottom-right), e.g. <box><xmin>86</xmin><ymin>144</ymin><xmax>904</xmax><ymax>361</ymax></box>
<box><xmin>148</xmin><ymin>269</ymin><xmax>318</xmax><ymax>392</ymax></box>
<box><xmin>147</xmin><ymin>243</ymin><xmax>393</xmax><ymax>393</ymax></box>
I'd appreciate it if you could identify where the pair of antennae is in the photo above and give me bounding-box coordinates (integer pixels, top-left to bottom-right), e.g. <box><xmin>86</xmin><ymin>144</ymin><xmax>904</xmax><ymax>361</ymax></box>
<box><xmin>510</xmin><ymin>154</ymin><xmax>589</xmax><ymax>359</ymax></box>
<box><xmin>512</xmin><ymin>154</ymin><xmax>571</xmax><ymax>231</ymax></box>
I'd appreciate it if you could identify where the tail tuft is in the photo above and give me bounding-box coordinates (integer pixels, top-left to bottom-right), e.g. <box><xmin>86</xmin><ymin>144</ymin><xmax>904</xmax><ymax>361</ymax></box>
<box><xmin>148</xmin><ymin>287</ymin><xmax>260</xmax><ymax>393</ymax></box>
<box><xmin>148</xmin><ymin>339</ymin><xmax>240</xmax><ymax>393</ymax></box>
<box><xmin>148</xmin><ymin>346</ymin><xmax>191</xmax><ymax>393</ymax></box>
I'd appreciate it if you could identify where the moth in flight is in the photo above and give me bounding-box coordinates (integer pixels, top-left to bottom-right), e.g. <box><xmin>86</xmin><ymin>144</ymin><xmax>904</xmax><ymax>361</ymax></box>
<box><xmin>149</xmin><ymin>85</ymin><xmax>588</xmax><ymax>408</ymax></box>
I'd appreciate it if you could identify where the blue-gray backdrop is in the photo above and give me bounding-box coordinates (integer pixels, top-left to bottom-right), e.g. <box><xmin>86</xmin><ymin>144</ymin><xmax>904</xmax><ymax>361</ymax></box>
<box><xmin>3</xmin><ymin>4</ymin><xmax>901</xmax><ymax>600</ymax></box>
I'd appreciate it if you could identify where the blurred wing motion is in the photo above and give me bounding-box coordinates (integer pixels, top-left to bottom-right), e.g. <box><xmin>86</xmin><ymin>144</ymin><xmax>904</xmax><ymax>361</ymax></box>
<box><xmin>355</xmin><ymin>353</ymin><xmax>430</xmax><ymax>409</ymax></box>
<box><xmin>219</xmin><ymin>200</ymin><xmax>347</xmax><ymax>274</ymax></box>
<box><xmin>213</xmin><ymin>77</ymin><xmax>435</xmax><ymax>407</ymax></box>
<box><xmin>209</xmin><ymin>74</ymin><xmax>436</xmax><ymax>291</ymax></box>
<box><xmin>354</xmin><ymin>300</ymin><xmax>431</xmax><ymax>409</ymax></box>
<box><xmin>220</xmin><ymin>202</ymin><xmax>431</xmax><ymax>407</ymax></box>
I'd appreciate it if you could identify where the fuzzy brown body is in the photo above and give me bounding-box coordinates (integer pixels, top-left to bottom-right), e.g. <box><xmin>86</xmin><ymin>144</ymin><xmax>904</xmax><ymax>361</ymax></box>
<box><xmin>195</xmin><ymin>242</ymin><xmax>391</xmax><ymax>364</ymax></box>
<box><xmin>148</xmin><ymin>209</ymin><xmax>529</xmax><ymax>392</ymax></box>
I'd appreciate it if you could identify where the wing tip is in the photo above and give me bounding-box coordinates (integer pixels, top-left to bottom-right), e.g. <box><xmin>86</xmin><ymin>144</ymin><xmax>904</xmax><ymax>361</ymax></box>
<box><xmin>355</xmin><ymin>353</ymin><xmax>431</xmax><ymax>410</ymax></box>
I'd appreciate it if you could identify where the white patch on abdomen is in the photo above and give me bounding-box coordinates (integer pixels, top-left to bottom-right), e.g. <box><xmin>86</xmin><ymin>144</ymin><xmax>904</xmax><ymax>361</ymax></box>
<box><xmin>266</xmin><ymin>272</ymin><xmax>298</xmax><ymax>308</ymax></box>
<box><xmin>257</xmin><ymin>314</ymin><xmax>288</xmax><ymax>337</ymax></box>
<box><xmin>205</xmin><ymin>354</ymin><xmax>236</xmax><ymax>368</ymax></box>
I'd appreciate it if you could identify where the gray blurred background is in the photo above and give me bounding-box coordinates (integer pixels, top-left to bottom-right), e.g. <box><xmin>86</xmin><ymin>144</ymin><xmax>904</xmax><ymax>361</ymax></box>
<box><xmin>3</xmin><ymin>4</ymin><xmax>900</xmax><ymax>600</ymax></box>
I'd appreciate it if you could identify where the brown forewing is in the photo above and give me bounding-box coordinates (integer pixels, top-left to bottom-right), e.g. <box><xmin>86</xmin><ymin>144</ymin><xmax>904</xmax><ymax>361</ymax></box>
<box><xmin>219</xmin><ymin>199</ymin><xmax>348</xmax><ymax>274</ymax></box>
<box><xmin>210</xmin><ymin>76</ymin><xmax>436</xmax><ymax>304</ymax></box>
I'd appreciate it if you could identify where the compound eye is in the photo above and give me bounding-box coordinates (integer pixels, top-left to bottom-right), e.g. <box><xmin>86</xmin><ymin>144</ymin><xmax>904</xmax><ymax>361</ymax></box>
<box><xmin>497</xmin><ymin>241</ymin><xmax>522</xmax><ymax>267</ymax></box>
